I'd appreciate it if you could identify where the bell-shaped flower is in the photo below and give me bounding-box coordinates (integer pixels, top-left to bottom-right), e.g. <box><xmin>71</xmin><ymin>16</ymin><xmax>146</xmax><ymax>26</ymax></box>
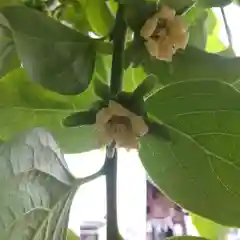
<box><xmin>141</xmin><ymin>5</ymin><xmax>189</xmax><ymax>61</ymax></box>
<box><xmin>95</xmin><ymin>101</ymin><xmax>148</xmax><ymax>150</ymax></box>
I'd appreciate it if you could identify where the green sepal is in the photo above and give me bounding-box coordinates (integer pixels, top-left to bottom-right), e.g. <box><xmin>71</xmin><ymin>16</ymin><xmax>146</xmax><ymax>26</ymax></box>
<box><xmin>63</xmin><ymin>110</ymin><xmax>96</xmax><ymax>128</ymax></box>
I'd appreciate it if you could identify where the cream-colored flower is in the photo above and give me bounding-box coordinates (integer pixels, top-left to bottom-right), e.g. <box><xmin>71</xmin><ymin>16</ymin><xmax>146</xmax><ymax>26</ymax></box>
<box><xmin>140</xmin><ymin>5</ymin><xmax>189</xmax><ymax>61</ymax></box>
<box><xmin>95</xmin><ymin>101</ymin><xmax>148</xmax><ymax>150</ymax></box>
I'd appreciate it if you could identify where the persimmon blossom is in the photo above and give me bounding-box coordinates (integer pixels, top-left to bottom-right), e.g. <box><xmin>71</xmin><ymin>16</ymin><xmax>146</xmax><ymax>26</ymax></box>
<box><xmin>95</xmin><ymin>100</ymin><xmax>148</xmax><ymax>150</ymax></box>
<box><xmin>140</xmin><ymin>5</ymin><xmax>189</xmax><ymax>61</ymax></box>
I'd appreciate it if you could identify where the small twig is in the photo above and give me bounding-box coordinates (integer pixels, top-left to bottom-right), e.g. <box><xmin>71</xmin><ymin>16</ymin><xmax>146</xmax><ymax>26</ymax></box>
<box><xmin>221</xmin><ymin>7</ymin><xmax>233</xmax><ymax>48</ymax></box>
<box><xmin>77</xmin><ymin>167</ymin><xmax>105</xmax><ymax>186</ymax></box>
<box><xmin>77</xmin><ymin>154</ymin><xmax>109</xmax><ymax>185</ymax></box>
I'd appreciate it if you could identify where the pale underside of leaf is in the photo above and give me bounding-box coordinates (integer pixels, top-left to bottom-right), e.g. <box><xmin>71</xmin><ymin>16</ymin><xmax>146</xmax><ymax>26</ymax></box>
<box><xmin>0</xmin><ymin>128</ymin><xmax>78</xmax><ymax>239</ymax></box>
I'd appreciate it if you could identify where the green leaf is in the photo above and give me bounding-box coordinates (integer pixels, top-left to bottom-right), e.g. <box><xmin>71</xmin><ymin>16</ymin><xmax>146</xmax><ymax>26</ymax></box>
<box><xmin>219</xmin><ymin>47</ymin><xmax>236</xmax><ymax>57</ymax></box>
<box><xmin>186</xmin><ymin>6</ymin><xmax>218</xmax><ymax>52</ymax></box>
<box><xmin>116</xmin><ymin>0</ymin><xmax>145</xmax><ymax>5</ymax></box>
<box><xmin>234</xmin><ymin>0</ymin><xmax>240</xmax><ymax>6</ymax></box>
<box><xmin>124</xmin><ymin>1</ymin><xmax>156</xmax><ymax>33</ymax></box>
<box><xmin>92</xmin><ymin>53</ymin><xmax>112</xmax><ymax>99</ymax></box>
<box><xmin>198</xmin><ymin>0</ymin><xmax>232</xmax><ymax>7</ymax></box>
<box><xmin>107</xmin><ymin>0</ymin><xmax>118</xmax><ymax>16</ymax></box>
<box><xmin>205</xmin><ymin>10</ymin><xmax>226</xmax><ymax>53</ymax></box>
<box><xmin>141</xmin><ymin>80</ymin><xmax>240</xmax><ymax>226</ymax></box>
<box><xmin>93</xmin><ymin>77</ymin><xmax>111</xmax><ymax>100</ymax></box>
<box><xmin>168</xmin><ymin>237</ymin><xmax>207</xmax><ymax>240</ymax></box>
<box><xmin>123</xmin><ymin>66</ymin><xmax>147</xmax><ymax>92</ymax></box>
<box><xmin>206</xmin><ymin>9</ymin><xmax>217</xmax><ymax>35</ymax></box>
<box><xmin>94</xmin><ymin>54</ymin><xmax>112</xmax><ymax>84</ymax></box>
<box><xmin>67</xmin><ymin>230</ymin><xmax>79</xmax><ymax>240</ymax></box>
<box><xmin>147</xmin><ymin>120</ymin><xmax>172</xmax><ymax>142</ymax></box>
<box><xmin>1</xmin><ymin>5</ymin><xmax>96</xmax><ymax>95</ymax></box>
<box><xmin>22</xmin><ymin>0</ymin><xmax>46</xmax><ymax>11</ymax></box>
<box><xmin>0</xmin><ymin>25</ymin><xmax>20</xmax><ymax>77</ymax></box>
<box><xmin>63</xmin><ymin>110</ymin><xmax>96</xmax><ymax>127</ymax></box>
<box><xmin>161</xmin><ymin>0</ymin><xmax>195</xmax><ymax>11</ymax></box>
<box><xmin>0</xmin><ymin>128</ymin><xmax>78</xmax><ymax>239</ymax></box>
<box><xmin>188</xmin><ymin>11</ymin><xmax>208</xmax><ymax>49</ymax></box>
<box><xmin>126</xmin><ymin>39</ymin><xmax>240</xmax><ymax>85</ymax></box>
<box><xmin>132</xmin><ymin>74</ymin><xmax>159</xmax><ymax>99</ymax></box>
<box><xmin>182</xmin><ymin>5</ymin><xmax>204</xmax><ymax>25</ymax></box>
<box><xmin>0</xmin><ymin>0</ymin><xmax>20</xmax><ymax>7</ymax></box>
<box><xmin>191</xmin><ymin>213</ymin><xmax>228</xmax><ymax>239</ymax></box>
<box><xmin>59</xmin><ymin>1</ymin><xmax>91</xmax><ymax>34</ymax></box>
<box><xmin>85</xmin><ymin>0</ymin><xmax>114</xmax><ymax>36</ymax></box>
<box><xmin>206</xmin><ymin>36</ymin><xmax>225</xmax><ymax>53</ymax></box>
<box><xmin>168</xmin><ymin>48</ymin><xmax>240</xmax><ymax>84</ymax></box>
<box><xmin>0</xmin><ymin>68</ymin><xmax>99</xmax><ymax>153</ymax></box>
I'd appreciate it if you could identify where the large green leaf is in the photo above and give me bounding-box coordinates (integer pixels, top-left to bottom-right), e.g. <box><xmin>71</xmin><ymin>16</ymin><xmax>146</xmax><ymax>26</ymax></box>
<box><xmin>125</xmin><ymin>40</ymin><xmax>240</xmax><ymax>85</ymax></box>
<box><xmin>0</xmin><ymin>5</ymin><xmax>96</xmax><ymax>95</ymax></box>
<box><xmin>0</xmin><ymin>128</ymin><xmax>77</xmax><ymax>239</ymax></box>
<box><xmin>191</xmin><ymin>213</ymin><xmax>228</xmax><ymax>239</ymax></box>
<box><xmin>140</xmin><ymin>80</ymin><xmax>240</xmax><ymax>226</ymax></box>
<box><xmin>0</xmin><ymin>68</ymin><xmax>99</xmax><ymax>153</ymax></box>
<box><xmin>0</xmin><ymin>0</ymin><xmax>20</xmax><ymax>7</ymax></box>
<box><xmin>0</xmin><ymin>25</ymin><xmax>19</xmax><ymax>77</ymax></box>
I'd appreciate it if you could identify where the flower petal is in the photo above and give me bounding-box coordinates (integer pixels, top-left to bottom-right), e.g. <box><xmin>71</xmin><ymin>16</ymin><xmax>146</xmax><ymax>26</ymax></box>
<box><xmin>168</xmin><ymin>16</ymin><xmax>188</xmax><ymax>36</ymax></box>
<box><xmin>145</xmin><ymin>38</ymin><xmax>158</xmax><ymax>57</ymax></box>
<box><xmin>97</xmin><ymin>128</ymin><xmax>112</xmax><ymax>147</ymax></box>
<box><xmin>141</xmin><ymin>16</ymin><xmax>158</xmax><ymax>39</ymax></box>
<box><xmin>117</xmin><ymin>132</ymin><xmax>139</xmax><ymax>150</ymax></box>
<box><xmin>156</xmin><ymin>38</ymin><xmax>174</xmax><ymax>62</ymax></box>
<box><xmin>96</xmin><ymin>107</ymin><xmax>112</xmax><ymax>127</ymax></box>
<box><xmin>131</xmin><ymin>115</ymin><xmax>148</xmax><ymax>136</ymax></box>
<box><xmin>156</xmin><ymin>5</ymin><xmax>176</xmax><ymax>21</ymax></box>
<box><xmin>108</xmin><ymin>100</ymin><xmax>133</xmax><ymax>117</ymax></box>
<box><xmin>126</xmin><ymin>136</ymin><xmax>139</xmax><ymax>150</ymax></box>
<box><xmin>173</xmin><ymin>32</ymin><xmax>189</xmax><ymax>50</ymax></box>
<box><xmin>155</xmin><ymin>29</ymin><xmax>167</xmax><ymax>39</ymax></box>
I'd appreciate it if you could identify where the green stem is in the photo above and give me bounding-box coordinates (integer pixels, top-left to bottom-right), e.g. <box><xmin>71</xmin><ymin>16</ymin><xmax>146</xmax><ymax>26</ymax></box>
<box><xmin>105</xmin><ymin>144</ymin><xmax>118</xmax><ymax>240</ymax></box>
<box><xmin>110</xmin><ymin>4</ymin><xmax>127</xmax><ymax>95</ymax></box>
<box><xmin>105</xmin><ymin>4</ymin><xmax>126</xmax><ymax>239</ymax></box>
